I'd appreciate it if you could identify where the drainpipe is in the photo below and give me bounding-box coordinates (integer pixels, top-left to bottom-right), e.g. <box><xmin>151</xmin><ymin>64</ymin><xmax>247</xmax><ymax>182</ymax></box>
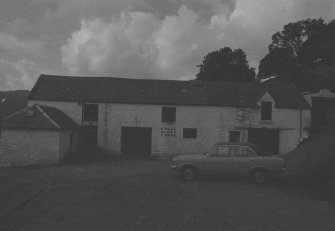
<box><xmin>0</xmin><ymin>115</ymin><xmax>2</xmax><ymax>140</ymax></box>
<box><xmin>81</xmin><ymin>102</ymin><xmax>84</xmax><ymax>153</ymax></box>
<box><xmin>299</xmin><ymin>108</ymin><xmax>303</xmax><ymax>141</ymax></box>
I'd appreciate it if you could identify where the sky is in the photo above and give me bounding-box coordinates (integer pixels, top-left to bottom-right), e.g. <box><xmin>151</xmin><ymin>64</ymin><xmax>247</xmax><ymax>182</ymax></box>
<box><xmin>0</xmin><ymin>0</ymin><xmax>334</xmax><ymax>90</ymax></box>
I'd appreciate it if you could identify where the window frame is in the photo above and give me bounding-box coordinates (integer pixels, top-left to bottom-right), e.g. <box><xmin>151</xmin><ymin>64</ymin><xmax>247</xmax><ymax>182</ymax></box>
<box><xmin>261</xmin><ymin>101</ymin><xmax>272</xmax><ymax>121</ymax></box>
<box><xmin>161</xmin><ymin>107</ymin><xmax>176</xmax><ymax>123</ymax></box>
<box><xmin>83</xmin><ymin>104</ymin><xmax>99</xmax><ymax>121</ymax></box>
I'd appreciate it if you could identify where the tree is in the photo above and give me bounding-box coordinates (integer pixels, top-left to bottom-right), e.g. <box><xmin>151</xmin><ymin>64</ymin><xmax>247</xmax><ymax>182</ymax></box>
<box><xmin>268</xmin><ymin>18</ymin><xmax>325</xmax><ymax>56</ymax></box>
<box><xmin>299</xmin><ymin>20</ymin><xmax>335</xmax><ymax>65</ymax></box>
<box><xmin>258</xmin><ymin>18</ymin><xmax>335</xmax><ymax>90</ymax></box>
<box><xmin>257</xmin><ymin>48</ymin><xmax>294</xmax><ymax>80</ymax></box>
<box><xmin>196</xmin><ymin>47</ymin><xmax>255</xmax><ymax>81</ymax></box>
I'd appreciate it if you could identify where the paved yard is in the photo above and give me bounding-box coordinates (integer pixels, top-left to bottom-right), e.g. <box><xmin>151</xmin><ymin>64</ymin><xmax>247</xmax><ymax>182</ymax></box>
<box><xmin>1</xmin><ymin>160</ymin><xmax>335</xmax><ymax>231</ymax></box>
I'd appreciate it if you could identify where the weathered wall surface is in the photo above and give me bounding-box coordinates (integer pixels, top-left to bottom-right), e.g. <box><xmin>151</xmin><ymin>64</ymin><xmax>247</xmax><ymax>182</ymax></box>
<box><xmin>59</xmin><ymin>130</ymin><xmax>79</xmax><ymax>160</ymax></box>
<box><xmin>0</xmin><ymin>129</ymin><xmax>60</xmax><ymax>166</ymax></box>
<box><xmin>29</xmin><ymin>99</ymin><xmax>311</xmax><ymax>156</ymax></box>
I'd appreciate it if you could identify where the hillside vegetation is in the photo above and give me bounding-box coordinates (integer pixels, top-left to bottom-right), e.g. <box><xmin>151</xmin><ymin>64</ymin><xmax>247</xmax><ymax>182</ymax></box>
<box><xmin>281</xmin><ymin>126</ymin><xmax>335</xmax><ymax>178</ymax></box>
<box><xmin>0</xmin><ymin>90</ymin><xmax>29</xmax><ymax>117</ymax></box>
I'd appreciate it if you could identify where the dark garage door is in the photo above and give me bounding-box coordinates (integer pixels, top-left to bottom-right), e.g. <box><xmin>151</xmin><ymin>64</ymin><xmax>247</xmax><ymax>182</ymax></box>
<box><xmin>82</xmin><ymin>125</ymin><xmax>98</xmax><ymax>150</ymax></box>
<box><xmin>121</xmin><ymin>127</ymin><xmax>152</xmax><ymax>158</ymax></box>
<box><xmin>312</xmin><ymin>98</ymin><xmax>335</xmax><ymax>127</ymax></box>
<box><xmin>248</xmin><ymin>128</ymin><xmax>279</xmax><ymax>155</ymax></box>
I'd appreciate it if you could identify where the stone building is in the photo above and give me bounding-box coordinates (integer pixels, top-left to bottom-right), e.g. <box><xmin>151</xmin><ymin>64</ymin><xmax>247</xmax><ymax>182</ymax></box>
<box><xmin>24</xmin><ymin>74</ymin><xmax>311</xmax><ymax>158</ymax></box>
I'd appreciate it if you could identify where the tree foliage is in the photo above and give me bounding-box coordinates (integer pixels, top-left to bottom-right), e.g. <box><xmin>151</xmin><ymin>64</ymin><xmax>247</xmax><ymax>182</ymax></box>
<box><xmin>258</xmin><ymin>18</ymin><xmax>335</xmax><ymax>90</ymax></box>
<box><xmin>196</xmin><ymin>47</ymin><xmax>255</xmax><ymax>81</ymax></box>
<box><xmin>269</xmin><ymin>18</ymin><xmax>325</xmax><ymax>56</ymax></box>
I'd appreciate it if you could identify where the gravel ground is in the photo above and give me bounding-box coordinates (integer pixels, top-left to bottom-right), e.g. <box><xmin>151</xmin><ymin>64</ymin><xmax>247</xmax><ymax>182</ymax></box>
<box><xmin>1</xmin><ymin>160</ymin><xmax>335</xmax><ymax>231</ymax></box>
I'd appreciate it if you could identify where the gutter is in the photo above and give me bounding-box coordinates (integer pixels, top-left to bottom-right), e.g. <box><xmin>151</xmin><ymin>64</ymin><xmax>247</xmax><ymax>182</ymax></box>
<box><xmin>299</xmin><ymin>108</ymin><xmax>303</xmax><ymax>140</ymax></box>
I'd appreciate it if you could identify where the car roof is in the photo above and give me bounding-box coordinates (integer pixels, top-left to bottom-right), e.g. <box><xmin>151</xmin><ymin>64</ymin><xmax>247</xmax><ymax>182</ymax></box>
<box><xmin>215</xmin><ymin>142</ymin><xmax>256</xmax><ymax>147</ymax></box>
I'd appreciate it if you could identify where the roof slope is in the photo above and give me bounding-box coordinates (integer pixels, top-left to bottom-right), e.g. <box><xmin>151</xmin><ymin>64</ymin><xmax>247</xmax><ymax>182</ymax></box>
<box><xmin>28</xmin><ymin>74</ymin><xmax>310</xmax><ymax>109</ymax></box>
<box><xmin>2</xmin><ymin>104</ymin><xmax>79</xmax><ymax>130</ymax></box>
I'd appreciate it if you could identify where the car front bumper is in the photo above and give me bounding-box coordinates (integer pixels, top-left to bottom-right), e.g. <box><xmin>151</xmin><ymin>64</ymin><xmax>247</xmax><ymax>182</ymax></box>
<box><xmin>170</xmin><ymin>163</ymin><xmax>178</xmax><ymax>170</ymax></box>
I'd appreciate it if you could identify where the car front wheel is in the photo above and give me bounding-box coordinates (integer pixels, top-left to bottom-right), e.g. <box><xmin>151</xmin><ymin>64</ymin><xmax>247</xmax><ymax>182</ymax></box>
<box><xmin>251</xmin><ymin>169</ymin><xmax>270</xmax><ymax>184</ymax></box>
<box><xmin>181</xmin><ymin>166</ymin><xmax>197</xmax><ymax>181</ymax></box>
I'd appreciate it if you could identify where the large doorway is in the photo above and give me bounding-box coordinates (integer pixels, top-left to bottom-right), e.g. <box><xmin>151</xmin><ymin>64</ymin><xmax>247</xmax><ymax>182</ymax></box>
<box><xmin>312</xmin><ymin>98</ymin><xmax>335</xmax><ymax>127</ymax></box>
<box><xmin>82</xmin><ymin>126</ymin><xmax>98</xmax><ymax>150</ymax></box>
<box><xmin>248</xmin><ymin>128</ymin><xmax>279</xmax><ymax>155</ymax></box>
<box><xmin>121</xmin><ymin>127</ymin><xmax>152</xmax><ymax>158</ymax></box>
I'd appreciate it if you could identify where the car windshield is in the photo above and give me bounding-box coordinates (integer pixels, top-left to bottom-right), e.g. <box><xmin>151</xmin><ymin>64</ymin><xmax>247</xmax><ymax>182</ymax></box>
<box><xmin>203</xmin><ymin>146</ymin><xmax>217</xmax><ymax>156</ymax></box>
<box><xmin>248</xmin><ymin>144</ymin><xmax>263</xmax><ymax>156</ymax></box>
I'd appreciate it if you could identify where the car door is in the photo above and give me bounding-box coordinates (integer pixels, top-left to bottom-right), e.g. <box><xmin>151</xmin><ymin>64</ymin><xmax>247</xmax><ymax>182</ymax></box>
<box><xmin>199</xmin><ymin>146</ymin><xmax>219</xmax><ymax>174</ymax></box>
<box><xmin>231</xmin><ymin>146</ymin><xmax>258</xmax><ymax>175</ymax></box>
<box><xmin>215</xmin><ymin>145</ymin><xmax>233</xmax><ymax>174</ymax></box>
<box><xmin>201</xmin><ymin>145</ymin><xmax>233</xmax><ymax>174</ymax></box>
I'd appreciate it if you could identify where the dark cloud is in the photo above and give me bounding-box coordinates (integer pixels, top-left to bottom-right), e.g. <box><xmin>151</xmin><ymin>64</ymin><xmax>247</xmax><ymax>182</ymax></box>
<box><xmin>0</xmin><ymin>0</ymin><xmax>335</xmax><ymax>90</ymax></box>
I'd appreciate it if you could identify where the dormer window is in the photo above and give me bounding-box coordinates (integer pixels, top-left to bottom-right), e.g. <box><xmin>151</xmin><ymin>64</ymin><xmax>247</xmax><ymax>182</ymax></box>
<box><xmin>261</xmin><ymin>101</ymin><xmax>272</xmax><ymax>120</ymax></box>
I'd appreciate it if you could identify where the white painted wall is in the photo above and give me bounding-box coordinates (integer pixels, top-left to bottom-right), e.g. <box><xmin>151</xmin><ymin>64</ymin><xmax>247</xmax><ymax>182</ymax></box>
<box><xmin>29</xmin><ymin>99</ymin><xmax>311</xmax><ymax>157</ymax></box>
<box><xmin>0</xmin><ymin>129</ymin><xmax>60</xmax><ymax>166</ymax></box>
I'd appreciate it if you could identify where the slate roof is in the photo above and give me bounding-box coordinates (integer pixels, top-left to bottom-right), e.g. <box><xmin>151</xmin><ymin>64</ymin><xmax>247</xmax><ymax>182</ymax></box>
<box><xmin>28</xmin><ymin>74</ymin><xmax>310</xmax><ymax>109</ymax></box>
<box><xmin>1</xmin><ymin>104</ymin><xmax>79</xmax><ymax>130</ymax></box>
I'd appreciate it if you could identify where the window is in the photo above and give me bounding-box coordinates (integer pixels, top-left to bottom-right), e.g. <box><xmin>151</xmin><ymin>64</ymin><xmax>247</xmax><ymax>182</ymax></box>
<box><xmin>229</xmin><ymin>131</ymin><xmax>240</xmax><ymax>143</ymax></box>
<box><xmin>83</xmin><ymin>104</ymin><xmax>98</xmax><ymax>121</ymax></box>
<box><xmin>204</xmin><ymin>147</ymin><xmax>217</xmax><ymax>157</ymax></box>
<box><xmin>162</xmin><ymin>107</ymin><xmax>176</xmax><ymax>123</ymax></box>
<box><xmin>261</xmin><ymin>101</ymin><xmax>272</xmax><ymax>120</ymax></box>
<box><xmin>233</xmin><ymin>146</ymin><xmax>257</xmax><ymax>157</ymax></box>
<box><xmin>183</xmin><ymin>128</ymin><xmax>197</xmax><ymax>139</ymax></box>
<box><xmin>217</xmin><ymin>146</ymin><xmax>231</xmax><ymax>157</ymax></box>
<box><xmin>232</xmin><ymin>146</ymin><xmax>247</xmax><ymax>157</ymax></box>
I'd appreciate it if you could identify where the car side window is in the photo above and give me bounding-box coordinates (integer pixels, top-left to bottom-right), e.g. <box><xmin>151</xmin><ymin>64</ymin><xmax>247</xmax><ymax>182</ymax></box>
<box><xmin>246</xmin><ymin>147</ymin><xmax>257</xmax><ymax>157</ymax></box>
<box><xmin>233</xmin><ymin>146</ymin><xmax>248</xmax><ymax>157</ymax></box>
<box><xmin>233</xmin><ymin>146</ymin><xmax>258</xmax><ymax>157</ymax></box>
<box><xmin>217</xmin><ymin>146</ymin><xmax>231</xmax><ymax>157</ymax></box>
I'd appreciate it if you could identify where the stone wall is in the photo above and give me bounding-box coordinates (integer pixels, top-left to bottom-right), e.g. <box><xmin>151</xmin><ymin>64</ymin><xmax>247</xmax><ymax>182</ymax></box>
<box><xmin>0</xmin><ymin>129</ymin><xmax>60</xmax><ymax>166</ymax></box>
<box><xmin>29</xmin><ymin>98</ymin><xmax>311</xmax><ymax>157</ymax></box>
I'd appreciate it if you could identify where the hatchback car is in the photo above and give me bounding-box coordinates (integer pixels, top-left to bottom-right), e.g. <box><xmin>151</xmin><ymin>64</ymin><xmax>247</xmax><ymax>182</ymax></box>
<box><xmin>171</xmin><ymin>143</ymin><xmax>286</xmax><ymax>183</ymax></box>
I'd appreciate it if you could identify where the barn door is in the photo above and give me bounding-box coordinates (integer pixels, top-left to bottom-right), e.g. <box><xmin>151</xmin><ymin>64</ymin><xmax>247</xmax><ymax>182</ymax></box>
<box><xmin>121</xmin><ymin>127</ymin><xmax>152</xmax><ymax>158</ymax></box>
<box><xmin>248</xmin><ymin>128</ymin><xmax>279</xmax><ymax>155</ymax></box>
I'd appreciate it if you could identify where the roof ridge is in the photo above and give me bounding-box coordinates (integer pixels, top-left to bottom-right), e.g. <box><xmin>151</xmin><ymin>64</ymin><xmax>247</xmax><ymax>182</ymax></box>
<box><xmin>40</xmin><ymin>74</ymin><xmax>189</xmax><ymax>83</ymax></box>
<box><xmin>35</xmin><ymin>104</ymin><xmax>61</xmax><ymax>129</ymax></box>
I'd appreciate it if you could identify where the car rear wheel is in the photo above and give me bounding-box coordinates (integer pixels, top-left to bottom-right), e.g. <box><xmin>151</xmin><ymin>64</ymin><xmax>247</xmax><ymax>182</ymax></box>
<box><xmin>181</xmin><ymin>166</ymin><xmax>197</xmax><ymax>181</ymax></box>
<box><xmin>251</xmin><ymin>169</ymin><xmax>270</xmax><ymax>184</ymax></box>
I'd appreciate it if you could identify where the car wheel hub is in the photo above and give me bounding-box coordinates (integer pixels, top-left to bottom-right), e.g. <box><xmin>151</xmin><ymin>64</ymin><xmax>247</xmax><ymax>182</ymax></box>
<box><xmin>184</xmin><ymin>170</ymin><xmax>194</xmax><ymax>180</ymax></box>
<box><xmin>254</xmin><ymin>172</ymin><xmax>266</xmax><ymax>183</ymax></box>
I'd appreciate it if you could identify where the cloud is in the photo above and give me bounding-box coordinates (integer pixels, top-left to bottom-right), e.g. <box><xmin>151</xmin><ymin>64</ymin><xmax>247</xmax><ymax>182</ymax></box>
<box><xmin>61</xmin><ymin>4</ymin><xmax>237</xmax><ymax>79</ymax></box>
<box><xmin>3</xmin><ymin>0</ymin><xmax>335</xmax><ymax>90</ymax></box>
<box><xmin>61</xmin><ymin>12</ymin><xmax>159</xmax><ymax>77</ymax></box>
<box><xmin>61</xmin><ymin>0</ymin><xmax>335</xmax><ymax>80</ymax></box>
<box><xmin>0</xmin><ymin>32</ymin><xmax>43</xmax><ymax>52</ymax></box>
<box><xmin>0</xmin><ymin>59</ymin><xmax>40</xmax><ymax>90</ymax></box>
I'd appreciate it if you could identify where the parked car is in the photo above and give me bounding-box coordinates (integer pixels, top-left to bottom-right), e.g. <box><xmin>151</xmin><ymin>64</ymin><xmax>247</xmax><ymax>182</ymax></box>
<box><xmin>171</xmin><ymin>143</ymin><xmax>286</xmax><ymax>183</ymax></box>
